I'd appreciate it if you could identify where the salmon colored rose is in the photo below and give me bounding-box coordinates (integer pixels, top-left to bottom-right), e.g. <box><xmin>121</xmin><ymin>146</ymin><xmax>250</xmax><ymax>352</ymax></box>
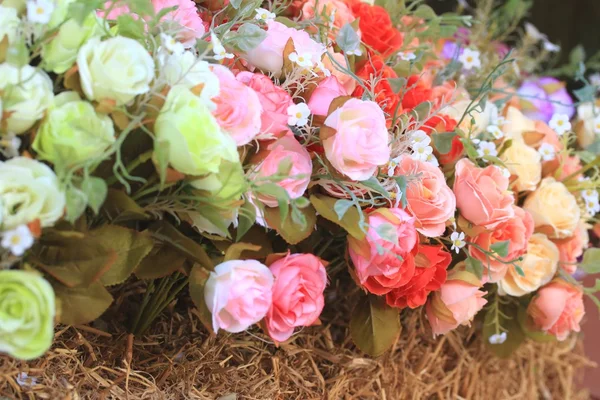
<box><xmin>528</xmin><ymin>280</ymin><xmax>585</xmax><ymax>341</ymax></box>
<box><xmin>301</xmin><ymin>0</ymin><xmax>355</xmax><ymax>30</ymax></box>
<box><xmin>323</xmin><ymin>51</ymin><xmax>357</xmax><ymax>93</ymax></box>
<box><xmin>348</xmin><ymin>208</ymin><xmax>418</xmax><ymax>295</ymax></box>
<box><xmin>265</xmin><ymin>253</ymin><xmax>327</xmax><ymax>342</ymax></box>
<box><xmin>307</xmin><ymin>76</ymin><xmax>349</xmax><ymax>117</ymax></box>
<box><xmin>426</xmin><ymin>268</ymin><xmax>487</xmax><ymax>336</ymax></box>
<box><xmin>552</xmin><ymin>155</ymin><xmax>582</xmax><ymax>181</ymax></box>
<box><xmin>552</xmin><ymin>221</ymin><xmax>589</xmax><ymax>274</ymax></box>
<box><xmin>393</xmin><ymin>155</ymin><xmax>456</xmax><ymax>237</ymax></box>
<box><xmin>348</xmin><ymin>0</ymin><xmax>403</xmax><ymax>57</ymax></box>
<box><xmin>353</xmin><ymin>56</ymin><xmax>401</xmax><ymax>119</ymax></box>
<box><xmin>321</xmin><ymin>98</ymin><xmax>390</xmax><ymax>181</ymax></box>
<box><xmin>453</xmin><ymin>159</ymin><xmax>515</xmax><ymax>230</ymax></box>
<box><xmin>469</xmin><ymin>206</ymin><xmax>534</xmax><ymax>282</ymax></box>
<box><xmin>386</xmin><ymin>244</ymin><xmax>450</xmax><ymax>309</ymax></box>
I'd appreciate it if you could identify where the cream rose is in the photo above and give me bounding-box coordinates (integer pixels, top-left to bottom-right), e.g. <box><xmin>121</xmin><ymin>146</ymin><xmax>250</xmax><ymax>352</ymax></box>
<box><xmin>0</xmin><ymin>5</ymin><xmax>20</xmax><ymax>44</ymax></box>
<box><xmin>77</xmin><ymin>36</ymin><xmax>155</xmax><ymax>105</ymax></box>
<box><xmin>523</xmin><ymin>178</ymin><xmax>580</xmax><ymax>238</ymax></box>
<box><xmin>0</xmin><ymin>157</ymin><xmax>66</xmax><ymax>229</ymax></box>
<box><xmin>500</xmin><ymin>140</ymin><xmax>541</xmax><ymax>191</ymax></box>
<box><xmin>501</xmin><ymin>106</ymin><xmax>535</xmax><ymax>142</ymax></box>
<box><xmin>574</xmin><ymin>103</ymin><xmax>599</xmax><ymax>148</ymax></box>
<box><xmin>0</xmin><ymin>64</ymin><xmax>54</xmax><ymax>134</ymax></box>
<box><xmin>498</xmin><ymin>233</ymin><xmax>558</xmax><ymax>297</ymax></box>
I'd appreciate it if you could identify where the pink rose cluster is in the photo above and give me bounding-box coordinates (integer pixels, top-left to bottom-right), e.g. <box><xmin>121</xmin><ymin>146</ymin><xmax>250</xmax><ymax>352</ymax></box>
<box><xmin>204</xmin><ymin>254</ymin><xmax>327</xmax><ymax>342</ymax></box>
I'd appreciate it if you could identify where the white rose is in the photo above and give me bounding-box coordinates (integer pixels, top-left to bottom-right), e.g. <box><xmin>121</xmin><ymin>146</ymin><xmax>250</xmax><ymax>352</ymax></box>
<box><xmin>0</xmin><ymin>5</ymin><xmax>20</xmax><ymax>44</ymax></box>
<box><xmin>77</xmin><ymin>36</ymin><xmax>155</xmax><ymax>105</ymax></box>
<box><xmin>0</xmin><ymin>64</ymin><xmax>54</xmax><ymax>134</ymax></box>
<box><xmin>160</xmin><ymin>51</ymin><xmax>220</xmax><ymax>109</ymax></box>
<box><xmin>0</xmin><ymin>157</ymin><xmax>66</xmax><ymax>229</ymax></box>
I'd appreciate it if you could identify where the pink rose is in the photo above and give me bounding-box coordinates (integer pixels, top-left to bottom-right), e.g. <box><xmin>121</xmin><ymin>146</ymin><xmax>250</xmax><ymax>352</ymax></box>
<box><xmin>393</xmin><ymin>155</ymin><xmax>456</xmax><ymax>237</ymax></box>
<box><xmin>322</xmin><ymin>99</ymin><xmax>390</xmax><ymax>181</ymax></box>
<box><xmin>210</xmin><ymin>65</ymin><xmax>262</xmax><ymax>146</ymax></box>
<box><xmin>323</xmin><ymin>51</ymin><xmax>357</xmax><ymax>93</ymax></box>
<box><xmin>204</xmin><ymin>259</ymin><xmax>274</xmax><ymax>333</ymax></box>
<box><xmin>528</xmin><ymin>280</ymin><xmax>585</xmax><ymax>341</ymax></box>
<box><xmin>252</xmin><ymin>136</ymin><xmax>312</xmax><ymax>207</ymax></box>
<box><xmin>101</xmin><ymin>0</ymin><xmax>205</xmax><ymax>47</ymax></box>
<box><xmin>552</xmin><ymin>221</ymin><xmax>588</xmax><ymax>274</ymax></box>
<box><xmin>426</xmin><ymin>270</ymin><xmax>487</xmax><ymax>336</ymax></box>
<box><xmin>236</xmin><ymin>72</ymin><xmax>294</xmax><ymax>137</ymax></box>
<box><xmin>244</xmin><ymin>21</ymin><xmax>326</xmax><ymax>76</ymax></box>
<box><xmin>301</xmin><ymin>0</ymin><xmax>356</xmax><ymax>31</ymax></box>
<box><xmin>453</xmin><ymin>159</ymin><xmax>515</xmax><ymax>229</ymax></box>
<box><xmin>265</xmin><ymin>253</ymin><xmax>327</xmax><ymax>342</ymax></box>
<box><xmin>348</xmin><ymin>208</ymin><xmax>418</xmax><ymax>295</ymax></box>
<box><xmin>469</xmin><ymin>206</ymin><xmax>534</xmax><ymax>282</ymax></box>
<box><xmin>307</xmin><ymin>76</ymin><xmax>349</xmax><ymax>117</ymax></box>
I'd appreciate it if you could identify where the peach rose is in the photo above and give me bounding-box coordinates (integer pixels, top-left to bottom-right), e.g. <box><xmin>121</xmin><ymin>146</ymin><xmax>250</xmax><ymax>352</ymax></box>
<box><xmin>469</xmin><ymin>206</ymin><xmax>534</xmax><ymax>282</ymax></box>
<box><xmin>210</xmin><ymin>65</ymin><xmax>262</xmax><ymax>145</ymax></box>
<box><xmin>236</xmin><ymin>71</ymin><xmax>294</xmax><ymax>138</ymax></box>
<box><xmin>323</xmin><ymin>51</ymin><xmax>357</xmax><ymax>93</ymax></box>
<box><xmin>523</xmin><ymin>178</ymin><xmax>581</xmax><ymax>239</ymax></box>
<box><xmin>251</xmin><ymin>136</ymin><xmax>312</xmax><ymax>207</ymax></box>
<box><xmin>322</xmin><ymin>98</ymin><xmax>390</xmax><ymax>181</ymax></box>
<box><xmin>453</xmin><ymin>159</ymin><xmax>515</xmax><ymax>229</ymax></box>
<box><xmin>265</xmin><ymin>253</ymin><xmax>327</xmax><ymax>342</ymax></box>
<box><xmin>204</xmin><ymin>259</ymin><xmax>274</xmax><ymax>333</ymax></box>
<box><xmin>498</xmin><ymin>233</ymin><xmax>559</xmax><ymax>297</ymax></box>
<box><xmin>528</xmin><ymin>280</ymin><xmax>585</xmax><ymax>341</ymax></box>
<box><xmin>348</xmin><ymin>208</ymin><xmax>418</xmax><ymax>295</ymax></box>
<box><xmin>426</xmin><ymin>268</ymin><xmax>487</xmax><ymax>336</ymax></box>
<box><xmin>552</xmin><ymin>221</ymin><xmax>589</xmax><ymax>273</ymax></box>
<box><xmin>500</xmin><ymin>140</ymin><xmax>541</xmax><ymax>192</ymax></box>
<box><xmin>307</xmin><ymin>76</ymin><xmax>349</xmax><ymax>117</ymax></box>
<box><xmin>301</xmin><ymin>0</ymin><xmax>355</xmax><ymax>30</ymax></box>
<box><xmin>501</xmin><ymin>106</ymin><xmax>535</xmax><ymax>142</ymax></box>
<box><xmin>393</xmin><ymin>155</ymin><xmax>456</xmax><ymax>237</ymax></box>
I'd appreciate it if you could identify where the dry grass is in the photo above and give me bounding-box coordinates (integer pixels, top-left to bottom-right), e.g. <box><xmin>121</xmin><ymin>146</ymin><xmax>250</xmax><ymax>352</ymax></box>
<box><xmin>0</xmin><ymin>279</ymin><xmax>595</xmax><ymax>400</ymax></box>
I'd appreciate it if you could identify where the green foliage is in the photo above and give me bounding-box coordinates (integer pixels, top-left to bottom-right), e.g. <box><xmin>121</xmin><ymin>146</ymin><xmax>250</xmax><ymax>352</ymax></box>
<box><xmin>483</xmin><ymin>300</ymin><xmax>525</xmax><ymax>358</ymax></box>
<box><xmin>263</xmin><ymin>204</ymin><xmax>317</xmax><ymax>245</ymax></box>
<box><xmin>189</xmin><ymin>264</ymin><xmax>214</xmax><ymax>333</ymax></box>
<box><xmin>580</xmin><ymin>248</ymin><xmax>600</xmax><ymax>274</ymax></box>
<box><xmin>55</xmin><ymin>282</ymin><xmax>113</xmax><ymax>325</ymax></box>
<box><xmin>465</xmin><ymin>256</ymin><xmax>484</xmax><ymax>280</ymax></box>
<box><xmin>350</xmin><ymin>294</ymin><xmax>401</xmax><ymax>357</ymax></box>
<box><xmin>490</xmin><ymin>240</ymin><xmax>510</xmax><ymax>258</ymax></box>
<box><xmin>336</xmin><ymin>23</ymin><xmax>361</xmax><ymax>53</ymax></box>
<box><xmin>310</xmin><ymin>194</ymin><xmax>365</xmax><ymax>240</ymax></box>
<box><xmin>432</xmin><ymin>132</ymin><xmax>457</xmax><ymax>155</ymax></box>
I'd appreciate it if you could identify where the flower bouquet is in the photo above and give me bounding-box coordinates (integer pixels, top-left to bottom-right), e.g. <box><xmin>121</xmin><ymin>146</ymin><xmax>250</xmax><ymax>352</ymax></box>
<box><xmin>0</xmin><ymin>0</ymin><xmax>599</xmax><ymax>370</ymax></box>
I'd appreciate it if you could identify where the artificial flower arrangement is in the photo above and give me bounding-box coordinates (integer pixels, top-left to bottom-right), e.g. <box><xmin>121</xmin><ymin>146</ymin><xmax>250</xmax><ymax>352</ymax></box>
<box><xmin>0</xmin><ymin>0</ymin><xmax>599</xmax><ymax>362</ymax></box>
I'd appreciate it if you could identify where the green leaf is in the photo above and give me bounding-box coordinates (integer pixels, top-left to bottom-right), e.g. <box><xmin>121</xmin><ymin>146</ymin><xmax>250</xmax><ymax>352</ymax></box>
<box><xmin>375</xmin><ymin>223</ymin><xmax>396</xmax><ymax>244</ymax></box>
<box><xmin>55</xmin><ymin>282</ymin><xmax>114</xmax><ymax>326</ymax></box>
<box><xmin>410</xmin><ymin>101</ymin><xmax>431</xmax><ymax>122</ymax></box>
<box><xmin>232</xmin><ymin>23</ymin><xmax>266</xmax><ymax>52</ymax></box>
<box><xmin>432</xmin><ymin>132</ymin><xmax>457</xmax><ymax>154</ymax></box>
<box><xmin>230</xmin><ymin>0</ymin><xmax>242</xmax><ymax>9</ymax></box>
<box><xmin>135</xmin><ymin>245</ymin><xmax>186</xmax><ymax>280</ymax></box>
<box><xmin>6</xmin><ymin>39</ymin><xmax>29</xmax><ymax>67</ymax></box>
<box><xmin>461</xmin><ymin>137</ymin><xmax>479</xmax><ymax>159</ymax></box>
<box><xmin>581</xmin><ymin>248</ymin><xmax>600</xmax><ymax>274</ymax></box>
<box><xmin>414</xmin><ymin>4</ymin><xmax>436</xmax><ymax>19</ymax></box>
<box><xmin>334</xmin><ymin>199</ymin><xmax>354</xmax><ymax>220</ymax></box>
<box><xmin>336</xmin><ymin>23</ymin><xmax>360</xmax><ymax>53</ymax></box>
<box><xmin>274</xmin><ymin>16</ymin><xmax>297</xmax><ymax>28</ymax></box>
<box><xmin>465</xmin><ymin>256</ymin><xmax>483</xmax><ymax>280</ymax></box>
<box><xmin>223</xmin><ymin>242</ymin><xmax>261</xmax><ymax>261</ymax></box>
<box><xmin>349</xmin><ymin>294</ymin><xmax>400</xmax><ymax>357</ymax></box>
<box><xmin>569</xmin><ymin>45</ymin><xmax>586</xmax><ymax>66</ymax></box>
<box><xmin>393</xmin><ymin>176</ymin><xmax>408</xmax><ymax>208</ymax></box>
<box><xmin>294</xmin><ymin>196</ymin><xmax>310</xmax><ymax>209</ymax></box>
<box><xmin>483</xmin><ymin>305</ymin><xmax>526</xmax><ymax>358</ymax></box>
<box><xmin>264</xmin><ymin>204</ymin><xmax>317</xmax><ymax>245</ymax></box>
<box><xmin>189</xmin><ymin>264</ymin><xmax>214</xmax><ymax>333</ymax></box>
<box><xmin>90</xmin><ymin>226</ymin><xmax>155</xmax><ymax>286</ymax></box>
<box><xmin>310</xmin><ymin>194</ymin><xmax>365</xmax><ymax>240</ymax></box>
<box><xmin>69</xmin><ymin>0</ymin><xmax>105</xmax><ymax>25</ymax></box>
<box><xmin>388</xmin><ymin>77</ymin><xmax>406</xmax><ymax>94</ymax></box>
<box><xmin>237</xmin><ymin>201</ymin><xmax>256</xmax><ymax>242</ymax></box>
<box><xmin>116</xmin><ymin>14</ymin><xmax>146</xmax><ymax>40</ymax></box>
<box><xmin>574</xmin><ymin>85</ymin><xmax>596</xmax><ymax>103</ymax></box>
<box><xmin>154</xmin><ymin>140</ymin><xmax>170</xmax><ymax>188</ymax></box>
<box><xmin>490</xmin><ymin>240</ymin><xmax>510</xmax><ymax>258</ymax></box>
<box><xmin>65</xmin><ymin>186</ymin><xmax>87</xmax><ymax>224</ymax></box>
<box><xmin>360</xmin><ymin>177</ymin><xmax>391</xmax><ymax>199</ymax></box>
<box><xmin>128</xmin><ymin>0</ymin><xmax>154</xmax><ymax>16</ymax></box>
<box><xmin>102</xmin><ymin>189</ymin><xmax>149</xmax><ymax>222</ymax></box>
<box><xmin>81</xmin><ymin>176</ymin><xmax>108</xmax><ymax>215</ymax></box>
<box><xmin>149</xmin><ymin>221</ymin><xmax>214</xmax><ymax>270</ymax></box>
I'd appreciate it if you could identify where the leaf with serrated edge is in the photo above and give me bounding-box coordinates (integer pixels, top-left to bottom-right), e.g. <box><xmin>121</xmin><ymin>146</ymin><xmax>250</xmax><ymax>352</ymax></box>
<box><xmin>264</xmin><ymin>205</ymin><xmax>317</xmax><ymax>245</ymax></box>
<box><xmin>350</xmin><ymin>294</ymin><xmax>400</xmax><ymax>357</ymax></box>
<box><xmin>310</xmin><ymin>194</ymin><xmax>365</xmax><ymax>240</ymax></box>
<box><xmin>55</xmin><ymin>282</ymin><xmax>113</xmax><ymax>325</ymax></box>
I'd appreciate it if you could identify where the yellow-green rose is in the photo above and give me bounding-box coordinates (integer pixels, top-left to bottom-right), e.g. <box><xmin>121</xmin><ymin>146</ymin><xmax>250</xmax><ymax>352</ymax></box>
<box><xmin>33</xmin><ymin>92</ymin><xmax>115</xmax><ymax>169</ymax></box>
<box><xmin>154</xmin><ymin>85</ymin><xmax>238</xmax><ymax>176</ymax></box>
<box><xmin>0</xmin><ymin>270</ymin><xmax>55</xmax><ymax>360</ymax></box>
<box><xmin>0</xmin><ymin>5</ymin><xmax>20</xmax><ymax>44</ymax></box>
<box><xmin>190</xmin><ymin>160</ymin><xmax>247</xmax><ymax>201</ymax></box>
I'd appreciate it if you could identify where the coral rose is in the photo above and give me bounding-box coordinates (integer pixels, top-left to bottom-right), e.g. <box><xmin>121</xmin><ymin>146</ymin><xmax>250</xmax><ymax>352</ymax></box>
<box><xmin>204</xmin><ymin>260</ymin><xmax>274</xmax><ymax>333</ymax></box>
<box><xmin>393</xmin><ymin>155</ymin><xmax>456</xmax><ymax>237</ymax></box>
<box><xmin>348</xmin><ymin>208</ymin><xmax>418</xmax><ymax>295</ymax></box>
<box><xmin>210</xmin><ymin>65</ymin><xmax>262</xmax><ymax>145</ymax></box>
<box><xmin>301</xmin><ymin>0</ymin><xmax>355</xmax><ymax>30</ymax></box>
<box><xmin>498</xmin><ymin>233</ymin><xmax>559</xmax><ymax>297</ymax></box>
<box><xmin>402</xmin><ymin>75</ymin><xmax>433</xmax><ymax>110</ymax></box>
<box><xmin>469</xmin><ymin>206</ymin><xmax>534</xmax><ymax>282</ymax></box>
<box><xmin>453</xmin><ymin>159</ymin><xmax>515</xmax><ymax>230</ymax></box>
<box><xmin>523</xmin><ymin>178</ymin><xmax>581</xmax><ymax>239</ymax></box>
<box><xmin>499</xmin><ymin>140</ymin><xmax>542</xmax><ymax>192</ymax></box>
<box><xmin>386</xmin><ymin>245</ymin><xmax>451</xmax><ymax>309</ymax></box>
<box><xmin>265</xmin><ymin>253</ymin><xmax>327</xmax><ymax>342</ymax></box>
<box><xmin>528</xmin><ymin>280</ymin><xmax>584</xmax><ymax>341</ymax></box>
<box><xmin>321</xmin><ymin>98</ymin><xmax>390</xmax><ymax>181</ymax></box>
<box><xmin>308</xmin><ymin>76</ymin><xmax>349</xmax><ymax>117</ymax></box>
<box><xmin>348</xmin><ymin>1</ymin><xmax>402</xmax><ymax>57</ymax></box>
<box><xmin>353</xmin><ymin>56</ymin><xmax>401</xmax><ymax>119</ymax></box>
<box><xmin>426</xmin><ymin>268</ymin><xmax>487</xmax><ymax>336</ymax></box>
<box><xmin>552</xmin><ymin>221</ymin><xmax>589</xmax><ymax>274</ymax></box>
<box><xmin>421</xmin><ymin>115</ymin><xmax>462</xmax><ymax>165</ymax></box>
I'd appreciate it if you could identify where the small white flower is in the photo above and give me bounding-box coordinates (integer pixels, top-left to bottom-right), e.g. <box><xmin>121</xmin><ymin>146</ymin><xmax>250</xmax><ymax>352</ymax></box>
<box><xmin>458</xmin><ymin>48</ymin><xmax>481</xmax><ymax>70</ymax></box>
<box><xmin>26</xmin><ymin>0</ymin><xmax>54</xmax><ymax>24</ymax></box>
<box><xmin>411</xmin><ymin>130</ymin><xmax>431</xmax><ymax>146</ymax></box>
<box><xmin>0</xmin><ymin>133</ymin><xmax>21</xmax><ymax>158</ymax></box>
<box><xmin>288</xmin><ymin>52</ymin><xmax>314</xmax><ymax>69</ymax></box>
<box><xmin>543</xmin><ymin>41</ymin><xmax>560</xmax><ymax>53</ymax></box>
<box><xmin>255</xmin><ymin>8</ymin><xmax>276</xmax><ymax>22</ymax></box>
<box><xmin>495</xmin><ymin>166</ymin><xmax>511</xmax><ymax>179</ymax></box>
<box><xmin>287</xmin><ymin>102</ymin><xmax>311</xmax><ymax>126</ymax></box>
<box><xmin>489</xmin><ymin>332</ymin><xmax>508</xmax><ymax>345</ymax></box>
<box><xmin>425</xmin><ymin>153</ymin><xmax>439</xmax><ymax>167</ymax></box>
<box><xmin>1</xmin><ymin>225</ymin><xmax>34</xmax><ymax>256</ymax></box>
<box><xmin>412</xmin><ymin>142</ymin><xmax>433</xmax><ymax>162</ymax></box>
<box><xmin>524</xmin><ymin>23</ymin><xmax>546</xmax><ymax>41</ymax></box>
<box><xmin>578</xmin><ymin>175</ymin><xmax>591</xmax><ymax>183</ymax></box>
<box><xmin>314</xmin><ymin>60</ymin><xmax>331</xmax><ymax>77</ymax></box>
<box><xmin>476</xmin><ymin>141</ymin><xmax>498</xmax><ymax>159</ymax></box>
<box><xmin>593</xmin><ymin>115</ymin><xmax>600</xmax><ymax>134</ymax></box>
<box><xmin>581</xmin><ymin>188</ymin><xmax>599</xmax><ymax>202</ymax></box>
<box><xmin>160</xmin><ymin>33</ymin><xmax>185</xmax><ymax>55</ymax></box>
<box><xmin>489</xmin><ymin>103</ymin><xmax>504</xmax><ymax>126</ymax></box>
<box><xmin>585</xmin><ymin>197</ymin><xmax>600</xmax><ymax>215</ymax></box>
<box><xmin>486</xmin><ymin>125</ymin><xmax>504</xmax><ymax>139</ymax></box>
<box><xmin>538</xmin><ymin>142</ymin><xmax>556</xmax><ymax>161</ymax></box>
<box><xmin>387</xmin><ymin>156</ymin><xmax>401</xmax><ymax>175</ymax></box>
<box><xmin>346</xmin><ymin>48</ymin><xmax>363</xmax><ymax>56</ymax></box>
<box><xmin>590</xmin><ymin>73</ymin><xmax>600</xmax><ymax>88</ymax></box>
<box><xmin>16</xmin><ymin>372</ymin><xmax>37</xmax><ymax>388</ymax></box>
<box><xmin>548</xmin><ymin>113</ymin><xmax>572</xmax><ymax>135</ymax></box>
<box><xmin>211</xmin><ymin>31</ymin><xmax>234</xmax><ymax>60</ymax></box>
<box><xmin>450</xmin><ymin>231</ymin><xmax>466</xmax><ymax>254</ymax></box>
<box><xmin>398</xmin><ymin>52</ymin><xmax>416</xmax><ymax>61</ymax></box>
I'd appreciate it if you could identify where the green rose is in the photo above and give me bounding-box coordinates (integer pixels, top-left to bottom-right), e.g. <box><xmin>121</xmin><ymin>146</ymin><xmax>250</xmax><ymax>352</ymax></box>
<box><xmin>0</xmin><ymin>270</ymin><xmax>56</xmax><ymax>360</ymax></box>
<box><xmin>190</xmin><ymin>160</ymin><xmax>247</xmax><ymax>202</ymax></box>
<box><xmin>33</xmin><ymin>92</ymin><xmax>116</xmax><ymax>169</ymax></box>
<box><xmin>154</xmin><ymin>85</ymin><xmax>239</xmax><ymax>176</ymax></box>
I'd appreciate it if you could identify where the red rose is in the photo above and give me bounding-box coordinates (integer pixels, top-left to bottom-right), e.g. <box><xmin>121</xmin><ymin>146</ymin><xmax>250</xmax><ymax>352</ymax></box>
<box><xmin>421</xmin><ymin>115</ymin><xmax>463</xmax><ymax>165</ymax></box>
<box><xmin>402</xmin><ymin>75</ymin><xmax>433</xmax><ymax>110</ymax></box>
<box><xmin>385</xmin><ymin>245</ymin><xmax>450</xmax><ymax>309</ymax></box>
<box><xmin>353</xmin><ymin>56</ymin><xmax>401</xmax><ymax>119</ymax></box>
<box><xmin>349</xmin><ymin>1</ymin><xmax>403</xmax><ymax>57</ymax></box>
